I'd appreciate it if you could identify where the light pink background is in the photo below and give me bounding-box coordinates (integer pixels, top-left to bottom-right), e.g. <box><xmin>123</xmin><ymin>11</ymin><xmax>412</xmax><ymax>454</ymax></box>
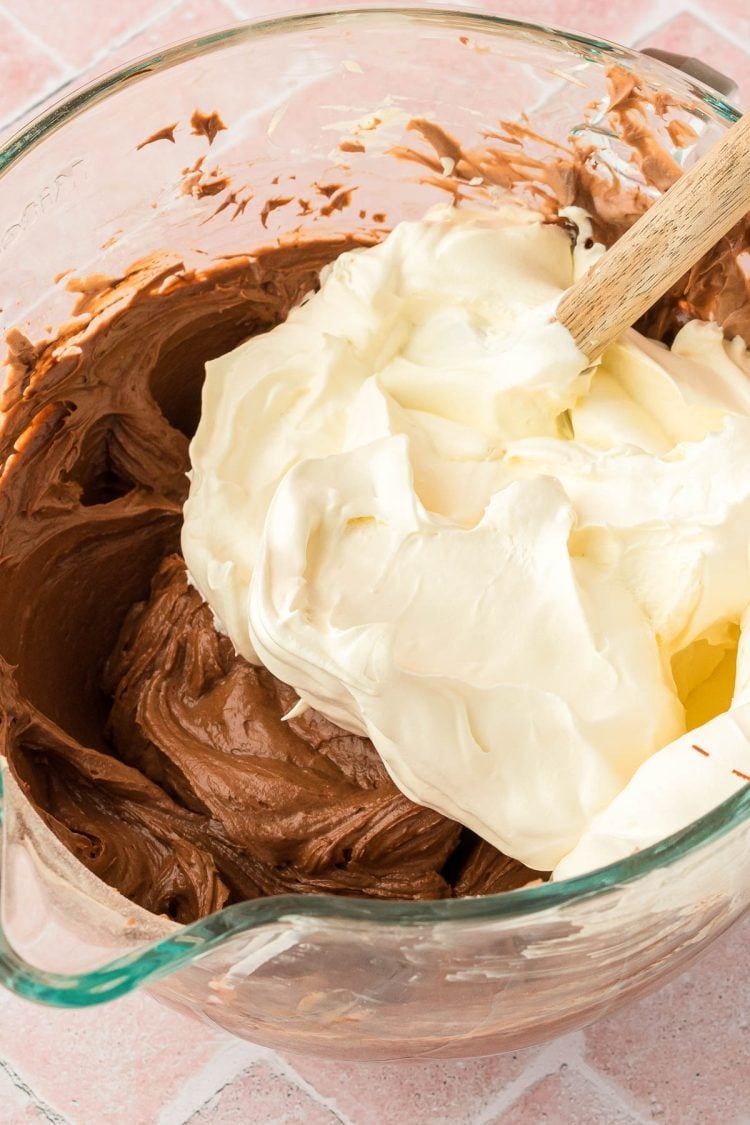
<box><xmin>0</xmin><ymin>2</ymin><xmax>748</xmax><ymax>1122</ymax></box>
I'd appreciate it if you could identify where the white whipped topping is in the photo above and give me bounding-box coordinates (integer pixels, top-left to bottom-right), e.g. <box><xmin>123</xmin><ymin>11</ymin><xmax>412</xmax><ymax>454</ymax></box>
<box><xmin>183</xmin><ymin>202</ymin><xmax>750</xmax><ymax>877</ymax></box>
<box><xmin>554</xmin><ymin>703</ymin><xmax>750</xmax><ymax>880</ymax></box>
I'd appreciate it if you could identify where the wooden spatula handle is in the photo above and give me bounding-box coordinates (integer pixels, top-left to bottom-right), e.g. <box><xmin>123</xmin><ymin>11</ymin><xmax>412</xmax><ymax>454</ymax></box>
<box><xmin>557</xmin><ymin>111</ymin><xmax>750</xmax><ymax>360</ymax></box>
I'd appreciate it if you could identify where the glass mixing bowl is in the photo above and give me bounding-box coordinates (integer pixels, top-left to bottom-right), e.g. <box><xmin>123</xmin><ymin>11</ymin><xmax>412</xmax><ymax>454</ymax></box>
<box><xmin>0</xmin><ymin>6</ymin><xmax>749</xmax><ymax>1061</ymax></box>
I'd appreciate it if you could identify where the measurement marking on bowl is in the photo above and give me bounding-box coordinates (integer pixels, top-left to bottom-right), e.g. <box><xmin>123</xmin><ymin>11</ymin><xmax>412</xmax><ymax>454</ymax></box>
<box><xmin>1</xmin><ymin>158</ymin><xmax>85</xmax><ymax>256</ymax></box>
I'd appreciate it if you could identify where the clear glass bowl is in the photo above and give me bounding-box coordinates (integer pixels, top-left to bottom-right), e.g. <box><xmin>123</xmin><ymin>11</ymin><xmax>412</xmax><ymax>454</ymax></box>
<box><xmin>1</xmin><ymin>7</ymin><xmax>749</xmax><ymax>1060</ymax></box>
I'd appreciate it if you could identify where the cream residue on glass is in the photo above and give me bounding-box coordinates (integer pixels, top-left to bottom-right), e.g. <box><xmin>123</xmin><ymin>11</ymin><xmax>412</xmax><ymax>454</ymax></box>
<box><xmin>182</xmin><ymin>200</ymin><xmax>750</xmax><ymax>878</ymax></box>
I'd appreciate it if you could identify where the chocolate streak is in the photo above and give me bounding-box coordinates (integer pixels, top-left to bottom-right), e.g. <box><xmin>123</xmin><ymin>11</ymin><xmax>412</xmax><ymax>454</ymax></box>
<box><xmin>391</xmin><ymin>68</ymin><xmax>750</xmax><ymax>345</ymax></box>
<box><xmin>0</xmin><ymin>238</ymin><xmax>539</xmax><ymax>921</ymax></box>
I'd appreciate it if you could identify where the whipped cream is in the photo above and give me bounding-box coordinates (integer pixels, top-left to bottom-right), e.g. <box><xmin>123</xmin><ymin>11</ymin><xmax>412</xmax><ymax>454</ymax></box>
<box><xmin>183</xmin><ymin>202</ymin><xmax>750</xmax><ymax>877</ymax></box>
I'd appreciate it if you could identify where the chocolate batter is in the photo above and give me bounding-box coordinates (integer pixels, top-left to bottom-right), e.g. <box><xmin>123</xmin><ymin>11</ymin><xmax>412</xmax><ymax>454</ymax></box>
<box><xmin>2</xmin><ymin>68</ymin><xmax>745</xmax><ymax>921</ymax></box>
<box><xmin>0</xmin><ymin>240</ymin><xmax>540</xmax><ymax>922</ymax></box>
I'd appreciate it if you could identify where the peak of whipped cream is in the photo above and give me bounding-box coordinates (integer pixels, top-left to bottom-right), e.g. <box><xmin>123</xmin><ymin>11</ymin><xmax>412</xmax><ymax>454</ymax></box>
<box><xmin>182</xmin><ymin>201</ymin><xmax>750</xmax><ymax>877</ymax></box>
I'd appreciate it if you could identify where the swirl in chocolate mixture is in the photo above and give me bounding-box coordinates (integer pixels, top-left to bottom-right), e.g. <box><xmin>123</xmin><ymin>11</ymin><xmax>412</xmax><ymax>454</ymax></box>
<box><xmin>2</xmin><ymin>68</ymin><xmax>748</xmax><ymax>921</ymax></box>
<box><xmin>0</xmin><ymin>238</ymin><xmax>541</xmax><ymax>921</ymax></box>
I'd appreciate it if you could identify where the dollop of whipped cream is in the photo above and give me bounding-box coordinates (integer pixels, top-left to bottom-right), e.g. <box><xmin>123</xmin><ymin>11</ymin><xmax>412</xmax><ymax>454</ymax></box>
<box><xmin>183</xmin><ymin>202</ymin><xmax>750</xmax><ymax>877</ymax></box>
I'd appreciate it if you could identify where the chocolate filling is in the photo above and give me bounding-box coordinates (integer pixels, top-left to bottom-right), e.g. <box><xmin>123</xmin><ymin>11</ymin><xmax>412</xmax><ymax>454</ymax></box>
<box><xmin>0</xmin><ymin>241</ymin><xmax>540</xmax><ymax>921</ymax></box>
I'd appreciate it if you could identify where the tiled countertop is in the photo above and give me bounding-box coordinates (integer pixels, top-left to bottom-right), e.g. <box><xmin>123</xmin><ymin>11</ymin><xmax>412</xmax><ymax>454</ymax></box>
<box><xmin>1</xmin><ymin>2</ymin><xmax>749</xmax><ymax>1122</ymax></box>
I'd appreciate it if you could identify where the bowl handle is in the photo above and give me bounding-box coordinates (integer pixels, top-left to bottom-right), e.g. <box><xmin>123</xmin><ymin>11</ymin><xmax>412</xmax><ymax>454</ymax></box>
<box><xmin>0</xmin><ymin>759</ymin><xmax>222</xmax><ymax>1007</ymax></box>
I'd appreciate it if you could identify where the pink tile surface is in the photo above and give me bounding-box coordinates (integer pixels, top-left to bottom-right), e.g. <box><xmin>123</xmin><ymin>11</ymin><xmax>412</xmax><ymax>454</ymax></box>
<box><xmin>0</xmin><ymin>2</ymin><xmax>749</xmax><ymax>1123</ymax></box>
<box><xmin>2</xmin><ymin>0</ymin><xmax>175</xmax><ymax>69</ymax></box>
<box><xmin>0</xmin><ymin>991</ymin><xmax>233</xmax><ymax>1125</ymax></box>
<box><xmin>188</xmin><ymin>1061</ymin><xmax>341</xmax><ymax>1123</ymax></box>
<box><xmin>638</xmin><ymin>10</ymin><xmax>750</xmax><ymax>109</ymax></box>
<box><xmin>0</xmin><ymin>1065</ymin><xmax>51</xmax><ymax>1124</ymax></box>
<box><xmin>231</xmin><ymin>0</ymin><xmax>658</xmax><ymax>44</ymax></box>
<box><xmin>698</xmin><ymin>0</ymin><xmax>750</xmax><ymax>46</ymax></box>
<box><xmin>287</xmin><ymin>1048</ymin><xmax>539</xmax><ymax>1124</ymax></box>
<box><xmin>495</xmin><ymin>1066</ymin><xmax>643</xmax><ymax>1125</ymax></box>
<box><xmin>82</xmin><ymin>0</ymin><xmax>240</xmax><ymax>84</ymax></box>
<box><xmin>585</xmin><ymin>914</ymin><xmax>750</xmax><ymax>1124</ymax></box>
<box><xmin>453</xmin><ymin>0</ymin><xmax>660</xmax><ymax>44</ymax></box>
<box><xmin>0</xmin><ymin>9</ymin><xmax>66</xmax><ymax>123</ymax></box>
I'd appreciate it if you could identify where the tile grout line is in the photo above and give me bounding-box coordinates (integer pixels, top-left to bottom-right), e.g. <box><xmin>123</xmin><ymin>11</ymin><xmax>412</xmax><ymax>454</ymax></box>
<box><xmin>266</xmin><ymin>1051</ymin><xmax>355</xmax><ymax>1125</ymax></box>
<box><xmin>3</xmin><ymin>2</ymin><xmax>732</xmax><ymax>147</ymax></box>
<box><xmin>682</xmin><ymin>0</ymin><xmax>750</xmax><ymax>51</ymax></box>
<box><xmin>158</xmin><ymin>1039</ymin><xmax>354</xmax><ymax>1125</ymax></box>
<box><xmin>78</xmin><ymin>0</ymin><xmax>187</xmax><ymax>72</ymax></box>
<box><xmin>556</xmin><ymin>1029</ymin><xmax>657</xmax><ymax>1125</ymax></box>
<box><xmin>509</xmin><ymin>0</ymin><xmax>711</xmax><ymax>121</ymax></box>
<box><xmin>632</xmin><ymin>8</ymin><xmax>689</xmax><ymax>52</ymax></box>
<box><xmin>41</xmin><ymin>0</ymin><xmax>188</xmax><ymax>94</ymax></box>
<box><xmin>632</xmin><ymin>3</ymin><xmax>748</xmax><ymax>110</ymax></box>
<box><xmin>471</xmin><ymin>1026</ymin><xmax>662</xmax><ymax>1125</ymax></box>
<box><xmin>0</xmin><ymin>74</ymin><xmax>77</xmax><ymax>134</ymax></box>
<box><xmin>0</xmin><ymin>1057</ymin><xmax>71</xmax><ymax>1125</ymax></box>
<box><xmin>573</xmin><ymin>1055</ymin><xmax>656</xmax><ymax>1125</ymax></box>
<box><xmin>471</xmin><ymin>1034</ymin><xmax>585</xmax><ymax>1125</ymax></box>
<box><xmin>1</xmin><ymin>3</ymin><xmax>75</xmax><ymax>75</ymax></box>
<box><xmin>559</xmin><ymin>1030</ymin><xmax>657</xmax><ymax>1125</ymax></box>
<box><xmin>0</xmin><ymin>3</ymin><xmax>80</xmax><ymax>134</ymax></box>
<box><xmin>222</xmin><ymin>0</ymin><xmax>251</xmax><ymax>21</ymax></box>
<box><xmin>0</xmin><ymin>0</ymin><xmax>186</xmax><ymax>136</ymax></box>
<box><xmin>627</xmin><ymin>0</ymin><xmax>694</xmax><ymax>51</ymax></box>
<box><xmin>155</xmin><ymin>1037</ymin><xmax>267</xmax><ymax>1125</ymax></box>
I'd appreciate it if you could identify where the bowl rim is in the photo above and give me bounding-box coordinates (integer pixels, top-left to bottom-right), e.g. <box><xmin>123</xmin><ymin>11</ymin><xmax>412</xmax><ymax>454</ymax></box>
<box><xmin>0</xmin><ymin>5</ymin><xmax>748</xmax><ymax>1007</ymax></box>
<box><xmin>0</xmin><ymin>2</ymin><xmax>742</xmax><ymax>172</ymax></box>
